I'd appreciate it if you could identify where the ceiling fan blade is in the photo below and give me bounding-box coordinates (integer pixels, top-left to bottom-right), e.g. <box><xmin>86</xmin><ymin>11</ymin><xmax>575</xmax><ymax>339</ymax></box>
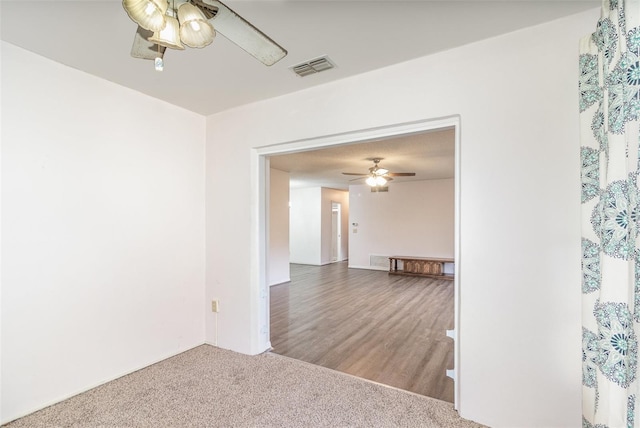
<box><xmin>349</xmin><ymin>177</ymin><xmax>366</xmax><ymax>182</ymax></box>
<box><xmin>194</xmin><ymin>0</ymin><xmax>287</xmax><ymax>66</ymax></box>
<box><xmin>342</xmin><ymin>172</ymin><xmax>368</xmax><ymax>176</ymax></box>
<box><xmin>386</xmin><ymin>172</ymin><xmax>416</xmax><ymax>177</ymax></box>
<box><xmin>131</xmin><ymin>26</ymin><xmax>166</xmax><ymax>60</ymax></box>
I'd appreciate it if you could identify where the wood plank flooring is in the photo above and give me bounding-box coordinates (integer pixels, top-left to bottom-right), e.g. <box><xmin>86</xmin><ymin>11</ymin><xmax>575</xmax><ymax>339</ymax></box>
<box><xmin>269</xmin><ymin>262</ymin><xmax>454</xmax><ymax>402</ymax></box>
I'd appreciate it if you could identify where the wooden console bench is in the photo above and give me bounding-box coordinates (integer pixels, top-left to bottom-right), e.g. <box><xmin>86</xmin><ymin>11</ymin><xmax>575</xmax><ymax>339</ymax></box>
<box><xmin>389</xmin><ymin>256</ymin><xmax>454</xmax><ymax>280</ymax></box>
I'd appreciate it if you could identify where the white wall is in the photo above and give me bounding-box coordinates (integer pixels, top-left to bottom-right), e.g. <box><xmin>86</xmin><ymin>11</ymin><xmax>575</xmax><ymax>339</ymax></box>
<box><xmin>268</xmin><ymin>168</ymin><xmax>290</xmax><ymax>285</ymax></box>
<box><xmin>205</xmin><ymin>9</ymin><xmax>598</xmax><ymax>427</ymax></box>
<box><xmin>320</xmin><ymin>188</ymin><xmax>349</xmax><ymax>265</ymax></box>
<box><xmin>289</xmin><ymin>187</ymin><xmax>322</xmax><ymax>264</ymax></box>
<box><xmin>1</xmin><ymin>42</ymin><xmax>206</xmax><ymax>424</ymax></box>
<box><xmin>348</xmin><ymin>179</ymin><xmax>454</xmax><ymax>269</ymax></box>
<box><xmin>288</xmin><ymin>187</ymin><xmax>348</xmax><ymax>266</ymax></box>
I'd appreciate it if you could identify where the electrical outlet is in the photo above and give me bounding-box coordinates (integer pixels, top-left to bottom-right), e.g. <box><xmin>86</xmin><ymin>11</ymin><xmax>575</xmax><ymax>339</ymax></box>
<box><xmin>211</xmin><ymin>300</ymin><xmax>219</xmax><ymax>313</ymax></box>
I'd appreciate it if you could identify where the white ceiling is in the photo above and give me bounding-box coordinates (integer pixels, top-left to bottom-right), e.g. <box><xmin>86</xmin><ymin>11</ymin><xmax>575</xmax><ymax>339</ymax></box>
<box><xmin>1</xmin><ymin>1</ymin><xmax>598</xmax><ymax>116</ymax></box>
<box><xmin>0</xmin><ymin>0</ymin><xmax>598</xmax><ymax>188</ymax></box>
<box><xmin>269</xmin><ymin>127</ymin><xmax>455</xmax><ymax>189</ymax></box>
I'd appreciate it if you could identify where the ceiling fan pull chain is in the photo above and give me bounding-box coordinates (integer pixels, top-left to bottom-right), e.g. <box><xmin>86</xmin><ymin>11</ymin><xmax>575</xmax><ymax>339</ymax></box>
<box><xmin>154</xmin><ymin>43</ymin><xmax>164</xmax><ymax>71</ymax></box>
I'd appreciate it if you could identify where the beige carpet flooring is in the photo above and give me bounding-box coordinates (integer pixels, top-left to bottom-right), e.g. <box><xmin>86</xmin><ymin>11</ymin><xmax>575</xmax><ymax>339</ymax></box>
<box><xmin>4</xmin><ymin>345</ymin><xmax>485</xmax><ymax>427</ymax></box>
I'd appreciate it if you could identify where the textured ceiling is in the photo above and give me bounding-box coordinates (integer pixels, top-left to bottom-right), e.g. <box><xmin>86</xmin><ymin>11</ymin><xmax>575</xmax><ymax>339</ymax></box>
<box><xmin>269</xmin><ymin>127</ymin><xmax>455</xmax><ymax>190</ymax></box>
<box><xmin>0</xmin><ymin>1</ymin><xmax>599</xmax><ymax>115</ymax></box>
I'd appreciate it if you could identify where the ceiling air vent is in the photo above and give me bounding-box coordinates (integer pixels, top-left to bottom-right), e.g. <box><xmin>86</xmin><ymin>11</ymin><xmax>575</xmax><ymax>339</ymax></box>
<box><xmin>291</xmin><ymin>56</ymin><xmax>336</xmax><ymax>77</ymax></box>
<box><xmin>371</xmin><ymin>186</ymin><xmax>388</xmax><ymax>193</ymax></box>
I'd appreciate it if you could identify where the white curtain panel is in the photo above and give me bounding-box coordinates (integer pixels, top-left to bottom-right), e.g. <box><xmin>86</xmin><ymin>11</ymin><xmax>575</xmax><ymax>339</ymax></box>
<box><xmin>581</xmin><ymin>0</ymin><xmax>640</xmax><ymax>426</ymax></box>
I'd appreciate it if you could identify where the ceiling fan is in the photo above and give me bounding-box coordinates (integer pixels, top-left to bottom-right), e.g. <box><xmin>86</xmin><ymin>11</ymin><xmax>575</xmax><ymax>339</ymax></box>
<box><xmin>342</xmin><ymin>158</ymin><xmax>416</xmax><ymax>186</ymax></box>
<box><xmin>123</xmin><ymin>0</ymin><xmax>287</xmax><ymax>70</ymax></box>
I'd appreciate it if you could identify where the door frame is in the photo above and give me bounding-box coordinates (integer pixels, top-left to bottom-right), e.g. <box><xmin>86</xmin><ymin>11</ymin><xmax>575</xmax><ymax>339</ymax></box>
<box><xmin>253</xmin><ymin>115</ymin><xmax>461</xmax><ymax>408</ymax></box>
<box><xmin>331</xmin><ymin>201</ymin><xmax>341</xmax><ymax>262</ymax></box>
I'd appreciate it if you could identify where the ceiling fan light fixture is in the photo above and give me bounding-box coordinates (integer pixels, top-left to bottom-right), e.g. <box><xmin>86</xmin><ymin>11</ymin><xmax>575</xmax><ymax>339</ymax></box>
<box><xmin>375</xmin><ymin>167</ymin><xmax>388</xmax><ymax>176</ymax></box>
<box><xmin>178</xmin><ymin>3</ymin><xmax>215</xmax><ymax>48</ymax></box>
<box><xmin>148</xmin><ymin>14</ymin><xmax>185</xmax><ymax>50</ymax></box>
<box><xmin>122</xmin><ymin>0</ymin><xmax>168</xmax><ymax>32</ymax></box>
<box><xmin>365</xmin><ymin>175</ymin><xmax>387</xmax><ymax>187</ymax></box>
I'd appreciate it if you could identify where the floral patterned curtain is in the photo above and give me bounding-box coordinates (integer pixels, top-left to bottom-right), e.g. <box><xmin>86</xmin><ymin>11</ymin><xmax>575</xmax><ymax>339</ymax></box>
<box><xmin>581</xmin><ymin>0</ymin><xmax>640</xmax><ymax>426</ymax></box>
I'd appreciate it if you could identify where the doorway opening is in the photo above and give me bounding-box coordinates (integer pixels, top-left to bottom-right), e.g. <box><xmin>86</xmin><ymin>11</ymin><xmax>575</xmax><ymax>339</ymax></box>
<box><xmin>331</xmin><ymin>202</ymin><xmax>342</xmax><ymax>263</ymax></box>
<box><xmin>255</xmin><ymin>116</ymin><xmax>461</xmax><ymax>407</ymax></box>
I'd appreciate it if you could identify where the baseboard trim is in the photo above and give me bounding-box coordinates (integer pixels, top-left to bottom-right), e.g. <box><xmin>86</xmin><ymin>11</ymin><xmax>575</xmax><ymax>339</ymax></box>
<box><xmin>269</xmin><ymin>279</ymin><xmax>291</xmax><ymax>287</ymax></box>
<box><xmin>348</xmin><ymin>265</ymin><xmax>388</xmax><ymax>272</ymax></box>
<box><xmin>2</xmin><ymin>341</ymin><xmax>206</xmax><ymax>425</ymax></box>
